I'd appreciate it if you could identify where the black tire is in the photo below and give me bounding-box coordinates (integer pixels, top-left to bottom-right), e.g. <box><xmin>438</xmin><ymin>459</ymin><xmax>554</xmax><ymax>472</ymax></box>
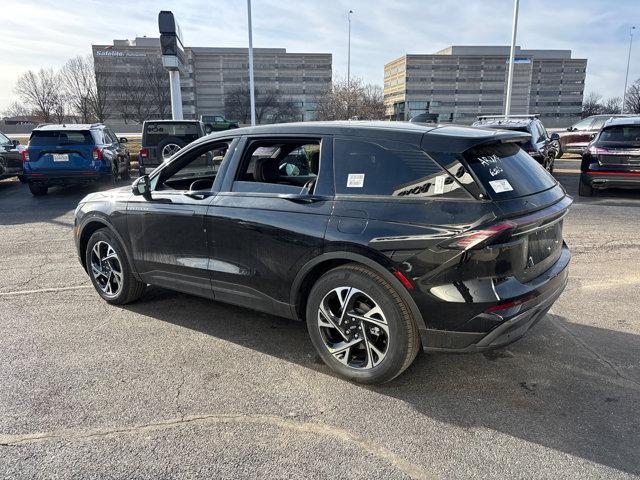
<box><xmin>157</xmin><ymin>137</ymin><xmax>187</xmax><ymax>162</ymax></box>
<box><xmin>85</xmin><ymin>228</ymin><xmax>146</xmax><ymax>305</ymax></box>
<box><xmin>306</xmin><ymin>263</ymin><xmax>420</xmax><ymax>384</ymax></box>
<box><xmin>228</xmin><ymin>124</ymin><xmax>239</xmax><ymax>129</ymax></box>
<box><xmin>578</xmin><ymin>177</ymin><xmax>594</xmax><ymax>197</ymax></box>
<box><xmin>547</xmin><ymin>157</ymin><xmax>555</xmax><ymax>174</ymax></box>
<box><xmin>556</xmin><ymin>148</ymin><xmax>563</xmax><ymax>159</ymax></box>
<box><xmin>122</xmin><ymin>159</ymin><xmax>131</xmax><ymax>180</ymax></box>
<box><xmin>28</xmin><ymin>183</ymin><xmax>48</xmax><ymax>196</ymax></box>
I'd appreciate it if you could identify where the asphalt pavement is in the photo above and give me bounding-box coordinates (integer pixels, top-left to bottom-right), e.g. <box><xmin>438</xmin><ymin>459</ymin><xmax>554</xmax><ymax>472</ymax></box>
<box><xmin>1</xmin><ymin>158</ymin><xmax>639</xmax><ymax>479</ymax></box>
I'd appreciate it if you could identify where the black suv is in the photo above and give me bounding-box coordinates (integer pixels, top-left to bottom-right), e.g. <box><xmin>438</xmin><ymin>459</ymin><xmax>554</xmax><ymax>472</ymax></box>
<box><xmin>473</xmin><ymin>116</ymin><xmax>558</xmax><ymax>172</ymax></box>
<box><xmin>138</xmin><ymin>120</ymin><xmax>206</xmax><ymax>175</ymax></box>
<box><xmin>0</xmin><ymin>130</ymin><xmax>24</xmax><ymax>180</ymax></box>
<box><xmin>579</xmin><ymin>116</ymin><xmax>640</xmax><ymax>196</ymax></box>
<box><xmin>74</xmin><ymin>122</ymin><xmax>571</xmax><ymax>383</ymax></box>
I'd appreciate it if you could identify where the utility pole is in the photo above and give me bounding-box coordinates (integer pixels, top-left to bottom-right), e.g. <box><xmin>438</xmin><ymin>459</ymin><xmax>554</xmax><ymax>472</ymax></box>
<box><xmin>247</xmin><ymin>0</ymin><xmax>256</xmax><ymax>126</ymax></box>
<box><xmin>504</xmin><ymin>0</ymin><xmax>520</xmax><ymax>120</ymax></box>
<box><xmin>347</xmin><ymin>9</ymin><xmax>353</xmax><ymax>119</ymax></box>
<box><xmin>622</xmin><ymin>26</ymin><xmax>636</xmax><ymax>114</ymax></box>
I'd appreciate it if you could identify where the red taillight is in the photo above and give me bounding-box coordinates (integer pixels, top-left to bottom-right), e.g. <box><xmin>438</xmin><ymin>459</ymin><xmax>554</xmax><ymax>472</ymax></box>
<box><xmin>442</xmin><ymin>222</ymin><xmax>514</xmax><ymax>250</ymax></box>
<box><xmin>92</xmin><ymin>147</ymin><xmax>103</xmax><ymax>161</ymax></box>
<box><xmin>485</xmin><ymin>293</ymin><xmax>537</xmax><ymax>314</ymax></box>
<box><xmin>139</xmin><ymin>148</ymin><xmax>148</xmax><ymax>159</ymax></box>
<box><xmin>21</xmin><ymin>149</ymin><xmax>29</xmax><ymax>162</ymax></box>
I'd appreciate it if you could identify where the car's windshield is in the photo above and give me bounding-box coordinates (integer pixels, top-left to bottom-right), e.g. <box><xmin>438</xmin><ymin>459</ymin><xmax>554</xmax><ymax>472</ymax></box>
<box><xmin>0</xmin><ymin>131</ymin><xmax>11</xmax><ymax>145</ymax></box>
<box><xmin>29</xmin><ymin>130</ymin><xmax>93</xmax><ymax>146</ymax></box>
<box><xmin>463</xmin><ymin>142</ymin><xmax>556</xmax><ymax>200</ymax></box>
<box><xmin>597</xmin><ymin>125</ymin><xmax>640</xmax><ymax>146</ymax></box>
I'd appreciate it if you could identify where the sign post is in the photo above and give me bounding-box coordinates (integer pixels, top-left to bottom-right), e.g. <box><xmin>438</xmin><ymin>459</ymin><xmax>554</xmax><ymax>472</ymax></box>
<box><xmin>158</xmin><ymin>11</ymin><xmax>185</xmax><ymax>120</ymax></box>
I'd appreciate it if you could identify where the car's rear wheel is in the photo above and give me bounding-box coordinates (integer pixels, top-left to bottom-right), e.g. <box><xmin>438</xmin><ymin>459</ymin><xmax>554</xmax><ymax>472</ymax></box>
<box><xmin>578</xmin><ymin>177</ymin><xmax>594</xmax><ymax>197</ymax></box>
<box><xmin>306</xmin><ymin>264</ymin><xmax>420</xmax><ymax>384</ymax></box>
<box><xmin>85</xmin><ymin>228</ymin><xmax>146</xmax><ymax>304</ymax></box>
<box><xmin>28</xmin><ymin>183</ymin><xmax>48</xmax><ymax>196</ymax></box>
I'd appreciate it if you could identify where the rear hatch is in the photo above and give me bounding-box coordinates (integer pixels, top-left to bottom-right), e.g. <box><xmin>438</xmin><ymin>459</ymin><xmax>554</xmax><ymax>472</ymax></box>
<box><xmin>27</xmin><ymin>130</ymin><xmax>98</xmax><ymax>175</ymax></box>
<box><xmin>458</xmin><ymin>141</ymin><xmax>570</xmax><ymax>282</ymax></box>
<box><xmin>592</xmin><ymin>124</ymin><xmax>640</xmax><ymax>169</ymax></box>
<box><xmin>141</xmin><ymin>122</ymin><xmax>203</xmax><ymax>168</ymax></box>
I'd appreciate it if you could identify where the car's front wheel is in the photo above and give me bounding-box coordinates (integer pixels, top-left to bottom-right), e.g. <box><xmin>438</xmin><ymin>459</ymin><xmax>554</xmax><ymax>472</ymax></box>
<box><xmin>85</xmin><ymin>228</ymin><xmax>146</xmax><ymax>304</ymax></box>
<box><xmin>306</xmin><ymin>264</ymin><xmax>420</xmax><ymax>384</ymax></box>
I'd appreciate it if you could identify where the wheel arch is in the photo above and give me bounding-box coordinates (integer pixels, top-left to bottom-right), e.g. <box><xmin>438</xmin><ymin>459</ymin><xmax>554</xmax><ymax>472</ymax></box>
<box><xmin>290</xmin><ymin>252</ymin><xmax>426</xmax><ymax>334</ymax></box>
<box><xmin>78</xmin><ymin>216</ymin><xmax>138</xmax><ymax>279</ymax></box>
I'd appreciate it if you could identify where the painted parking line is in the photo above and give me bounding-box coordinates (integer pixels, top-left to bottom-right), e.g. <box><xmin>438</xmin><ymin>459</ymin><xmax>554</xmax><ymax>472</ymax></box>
<box><xmin>0</xmin><ymin>285</ymin><xmax>91</xmax><ymax>297</ymax></box>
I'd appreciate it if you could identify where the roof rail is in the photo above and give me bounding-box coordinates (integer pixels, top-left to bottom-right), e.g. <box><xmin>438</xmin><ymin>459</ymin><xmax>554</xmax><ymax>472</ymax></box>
<box><xmin>477</xmin><ymin>114</ymin><xmax>539</xmax><ymax>120</ymax></box>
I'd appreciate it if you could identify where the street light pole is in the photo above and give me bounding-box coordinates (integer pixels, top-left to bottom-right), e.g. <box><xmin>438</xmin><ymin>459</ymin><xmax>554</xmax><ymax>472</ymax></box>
<box><xmin>622</xmin><ymin>26</ymin><xmax>636</xmax><ymax>114</ymax></box>
<box><xmin>347</xmin><ymin>10</ymin><xmax>353</xmax><ymax>90</ymax></box>
<box><xmin>504</xmin><ymin>0</ymin><xmax>520</xmax><ymax>120</ymax></box>
<box><xmin>247</xmin><ymin>0</ymin><xmax>256</xmax><ymax>126</ymax></box>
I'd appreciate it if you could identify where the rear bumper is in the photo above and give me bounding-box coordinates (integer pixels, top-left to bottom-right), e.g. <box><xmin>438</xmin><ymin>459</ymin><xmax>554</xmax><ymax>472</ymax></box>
<box><xmin>582</xmin><ymin>172</ymin><xmax>640</xmax><ymax>190</ymax></box>
<box><xmin>421</xmin><ymin>245</ymin><xmax>570</xmax><ymax>352</ymax></box>
<box><xmin>24</xmin><ymin>172</ymin><xmax>112</xmax><ymax>185</ymax></box>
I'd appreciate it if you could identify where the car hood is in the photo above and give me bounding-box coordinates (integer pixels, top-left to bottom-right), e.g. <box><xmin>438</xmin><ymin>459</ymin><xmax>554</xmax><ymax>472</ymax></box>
<box><xmin>79</xmin><ymin>185</ymin><xmax>132</xmax><ymax>204</ymax></box>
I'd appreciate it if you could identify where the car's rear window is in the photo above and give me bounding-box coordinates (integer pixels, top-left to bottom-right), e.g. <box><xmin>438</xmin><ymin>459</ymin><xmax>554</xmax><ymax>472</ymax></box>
<box><xmin>334</xmin><ymin>138</ymin><xmax>471</xmax><ymax>199</ymax></box>
<box><xmin>462</xmin><ymin>143</ymin><xmax>556</xmax><ymax>199</ymax></box>
<box><xmin>598</xmin><ymin>125</ymin><xmax>640</xmax><ymax>146</ymax></box>
<box><xmin>144</xmin><ymin>122</ymin><xmax>200</xmax><ymax>146</ymax></box>
<box><xmin>29</xmin><ymin>130</ymin><xmax>93</xmax><ymax>146</ymax></box>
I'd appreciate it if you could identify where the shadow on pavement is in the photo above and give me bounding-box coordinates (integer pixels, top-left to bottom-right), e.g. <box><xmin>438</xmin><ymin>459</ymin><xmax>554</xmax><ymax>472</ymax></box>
<box><xmin>123</xmin><ymin>288</ymin><xmax>640</xmax><ymax>476</ymax></box>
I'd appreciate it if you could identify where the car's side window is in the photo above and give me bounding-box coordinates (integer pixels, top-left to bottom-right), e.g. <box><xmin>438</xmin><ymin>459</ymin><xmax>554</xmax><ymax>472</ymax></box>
<box><xmin>334</xmin><ymin>138</ymin><xmax>471</xmax><ymax>199</ymax></box>
<box><xmin>0</xmin><ymin>132</ymin><xmax>11</xmax><ymax>146</ymax></box>
<box><xmin>154</xmin><ymin>139</ymin><xmax>235</xmax><ymax>192</ymax></box>
<box><xmin>572</xmin><ymin>118</ymin><xmax>593</xmax><ymax>131</ymax></box>
<box><xmin>536</xmin><ymin>121</ymin><xmax>548</xmax><ymax>142</ymax></box>
<box><xmin>232</xmin><ymin>139</ymin><xmax>321</xmax><ymax>195</ymax></box>
<box><xmin>591</xmin><ymin>117</ymin><xmax>608</xmax><ymax>130</ymax></box>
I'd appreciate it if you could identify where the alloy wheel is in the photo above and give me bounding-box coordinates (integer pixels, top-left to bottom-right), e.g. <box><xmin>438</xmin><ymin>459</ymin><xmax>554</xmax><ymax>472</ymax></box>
<box><xmin>317</xmin><ymin>287</ymin><xmax>390</xmax><ymax>369</ymax></box>
<box><xmin>90</xmin><ymin>241</ymin><xmax>123</xmax><ymax>297</ymax></box>
<box><xmin>161</xmin><ymin>143</ymin><xmax>181</xmax><ymax>161</ymax></box>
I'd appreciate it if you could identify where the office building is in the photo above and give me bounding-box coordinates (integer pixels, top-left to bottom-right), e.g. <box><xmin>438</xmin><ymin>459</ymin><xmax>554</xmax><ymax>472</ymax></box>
<box><xmin>384</xmin><ymin>46</ymin><xmax>587</xmax><ymax>127</ymax></box>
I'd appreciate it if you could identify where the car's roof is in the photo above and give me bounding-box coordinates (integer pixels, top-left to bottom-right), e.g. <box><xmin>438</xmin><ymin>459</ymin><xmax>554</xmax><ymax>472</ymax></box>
<box><xmin>144</xmin><ymin>119</ymin><xmax>201</xmax><ymax>124</ymax></box>
<box><xmin>603</xmin><ymin>116</ymin><xmax>640</xmax><ymax>127</ymax></box>
<box><xmin>33</xmin><ymin>123</ymin><xmax>103</xmax><ymax>131</ymax></box>
<box><xmin>199</xmin><ymin>121</ymin><xmax>530</xmax><ymax>153</ymax></box>
<box><xmin>473</xmin><ymin>119</ymin><xmax>533</xmax><ymax>129</ymax></box>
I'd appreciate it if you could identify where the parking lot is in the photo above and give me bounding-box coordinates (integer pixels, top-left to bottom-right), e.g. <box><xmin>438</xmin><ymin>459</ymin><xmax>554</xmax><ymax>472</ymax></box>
<box><xmin>0</xmin><ymin>157</ymin><xmax>639</xmax><ymax>479</ymax></box>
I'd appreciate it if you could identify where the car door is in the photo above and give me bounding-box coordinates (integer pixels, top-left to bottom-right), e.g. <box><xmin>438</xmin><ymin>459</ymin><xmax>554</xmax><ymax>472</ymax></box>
<box><xmin>566</xmin><ymin>117</ymin><xmax>594</xmax><ymax>151</ymax></box>
<box><xmin>127</xmin><ymin>138</ymin><xmax>237</xmax><ymax>299</ymax></box>
<box><xmin>205</xmin><ymin>135</ymin><xmax>333</xmax><ymax>317</ymax></box>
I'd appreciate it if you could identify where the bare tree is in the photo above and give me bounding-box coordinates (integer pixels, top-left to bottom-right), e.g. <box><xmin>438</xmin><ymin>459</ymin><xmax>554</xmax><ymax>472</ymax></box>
<box><xmin>59</xmin><ymin>55</ymin><xmax>95</xmax><ymax>122</ymax></box>
<box><xmin>113</xmin><ymin>73</ymin><xmax>152</xmax><ymax>124</ymax></box>
<box><xmin>14</xmin><ymin>68</ymin><xmax>60</xmax><ymax>122</ymax></box>
<box><xmin>142</xmin><ymin>59</ymin><xmax>171</xmax><ymax>119</ymax></box>
<box><xmin>624</xmin><ymin>78</ymin><xmax>640</xmax><ymax>114</ymax></box>
<box><xmin>581</xmin><ymin>92</ymin><xmax>602</xmax><ymax>118</ymax></box>
<box><xmin>315</xmin><ymin>77</ymin><xmax>385</xmax><ymax>121</ymax></box>
<box><xmin>1</xmin><ymin>101</ymin><xmax>33</xmax><ymax>119</ymax></box>
<box><xmin>600</xmin><ymin>97</ymin><xmax>622</xmax><ymax>115</ymax></box>
<box><xmin>225</xmin><ymin>84</ymin><xmax>301</xmax><ymax>124</ymax></box>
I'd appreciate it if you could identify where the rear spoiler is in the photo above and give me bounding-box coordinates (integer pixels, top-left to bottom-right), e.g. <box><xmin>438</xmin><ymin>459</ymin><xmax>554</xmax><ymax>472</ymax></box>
<box><xmin>420</xmin><ymin>126</ymin><xmax>531</xmax><ymax>153</ymax></box>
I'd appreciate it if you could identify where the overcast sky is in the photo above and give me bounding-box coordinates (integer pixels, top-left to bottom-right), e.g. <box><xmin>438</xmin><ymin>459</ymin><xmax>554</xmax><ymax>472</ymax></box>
<box><xmin>1</xmin><ymin>0</ymin><xmax>638</xmax><ymax>112</ymax></box>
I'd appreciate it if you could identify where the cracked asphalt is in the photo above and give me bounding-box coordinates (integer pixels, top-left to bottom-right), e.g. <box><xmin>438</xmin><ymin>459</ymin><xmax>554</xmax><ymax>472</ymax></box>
<box><xmin>1</xmin><ymin>158</ymin><xmax>639</xmax><ymax>479</ymax></box>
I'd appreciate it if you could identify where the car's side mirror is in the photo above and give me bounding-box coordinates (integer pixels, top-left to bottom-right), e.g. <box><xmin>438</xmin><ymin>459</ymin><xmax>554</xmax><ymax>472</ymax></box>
<box><xmin>119</xmin><ymin>137</ymin><xmax>128</xmax><ymax>143</ymax></box>
<box><xmin>132</xmin><ymin>175</ymin><xmax>152</xmax><ymax>199</ymax></box>
<box><xmin>589</xmin><ymin>133</ymin><xmax>597</xmax><ymax>140</ymax></box>
<box><xmin>11</xmin><ymin>139</ymin><xmax>20</xmax><ymax>146</ymax></box>
<box><xmin>550</xmin><ymin>133</ymin><xmax>560</xmax><ymax>141</ymax></box>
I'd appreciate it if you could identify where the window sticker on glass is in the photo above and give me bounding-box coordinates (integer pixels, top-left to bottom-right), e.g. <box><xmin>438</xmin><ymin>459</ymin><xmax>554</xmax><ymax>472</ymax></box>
<box><xmin>434</xmin><ymin>175</ymin><xmax>445</xmax><ymax>194</ymax></box>
<box><xmin>489</xmin><ymin>179</ymin><xmax>514</xmax><ymax>193</ymax></box>
<box><xmin>347</xmin><ymin>173</ymin><xmax>365</xmax><ymax>188</ymax></box>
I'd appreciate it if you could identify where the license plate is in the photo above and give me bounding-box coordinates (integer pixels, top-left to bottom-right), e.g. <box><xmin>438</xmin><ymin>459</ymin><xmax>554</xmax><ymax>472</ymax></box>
<box><xmin>52</xmin><ymin>154</ymin><xmax>69</xmax><ymax>162</ymax></box>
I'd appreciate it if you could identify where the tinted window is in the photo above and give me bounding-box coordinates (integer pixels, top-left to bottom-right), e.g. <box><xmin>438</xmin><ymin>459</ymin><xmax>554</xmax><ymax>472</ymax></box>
<box><xmin>334</xmin><ymin>138</ymin><xmax>469</xmax><ymax>198</ymax></box>
<box><xmin>144</xmin><ymin>122</ymin><xmax>200</xmax><ymax>146</ymax></box>
<box><xmin>463</xmin><ymin>143</ymin><xmax>556</xmax><ymax>199</ymax></box>
<box><xmin>591</xmin><ymin>117</ymin><xmax>609</xmax><ymax>130</ymax></box>
<box><xmin>572</xmin><ymin>118</ymin><xmax>593</xmax><ymax>131</ymax></box>
<box><xmin>0</xmin><ymin>132</ymin><xmax>10</xmax><ymax>146</ymax></box>
<box><xmin>29</xmin><ymin>130</ymin><xmax>93</xmax><ymax>146</ymax></box>
<box><xmin>598</xmin><ymin>125</ymin><xmax>640</xmax><ymax>145</ymax></box>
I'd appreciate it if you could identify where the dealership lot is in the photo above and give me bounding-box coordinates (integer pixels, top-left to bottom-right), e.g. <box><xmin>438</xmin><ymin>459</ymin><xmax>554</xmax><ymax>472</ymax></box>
<box><xmin>1</xmin><ymin>158</ymin><xmax>639</xmax><ymax>479</ymax></box>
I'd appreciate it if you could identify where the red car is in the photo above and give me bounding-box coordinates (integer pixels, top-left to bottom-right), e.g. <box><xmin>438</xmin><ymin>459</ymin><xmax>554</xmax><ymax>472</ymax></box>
<box><xmin>556</xmin><ymin>115</ymin><xmax>632</xmax><ymax>157</ymax></box>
